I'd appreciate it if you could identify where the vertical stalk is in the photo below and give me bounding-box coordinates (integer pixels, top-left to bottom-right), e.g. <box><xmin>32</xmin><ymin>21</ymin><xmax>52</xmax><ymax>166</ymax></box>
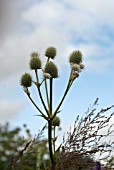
<box><xmin>53</xmin><ymin>126</ymin><xmax>56</xmax><ymax>153</ymax></box>
<box><xmin>44</xmin><ymin>79</ymin><xmax>50</xmax><ymax>110</ymax></box>
<box><xmin>50</xmin><ymin>78</ymin><xmax>53</xmax><ymax>116</ymax></box>
<box><xmin>48</xmin><ymin>120</ymin><xmax>55</xmax><ymax>168</ymax></box>
<box><xmin>48</xmin><ymin>77</ymin><xmax>55</xmax><ymax>169</ymax></box>
<box><xmin>35</xmin><ymin>69</ymin><xmax>49</xmax><ymax>115</ymax></box>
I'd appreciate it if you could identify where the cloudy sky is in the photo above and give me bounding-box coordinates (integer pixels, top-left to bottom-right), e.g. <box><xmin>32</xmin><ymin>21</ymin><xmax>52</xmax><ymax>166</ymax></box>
<box><xmin>0</xmin><ymin>0</ymin><xmax>114</xmax><ymax>137</ymax></box>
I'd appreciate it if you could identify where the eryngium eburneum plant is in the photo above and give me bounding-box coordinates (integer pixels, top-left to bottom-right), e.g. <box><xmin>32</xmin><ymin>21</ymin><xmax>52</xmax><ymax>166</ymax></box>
<box><xmin>20</xmin><ymin>47</ymin><xmax>84</xmax><ymax>169</ymax></box>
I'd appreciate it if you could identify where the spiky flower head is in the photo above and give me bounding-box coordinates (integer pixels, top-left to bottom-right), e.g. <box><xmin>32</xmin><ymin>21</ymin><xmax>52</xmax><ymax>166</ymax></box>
<box><xmin>31</xmin><ymin>52</ymin><xmax>39</xmax><ymax>58</ymax></box>
<box><xmin>30</xmin><ymin>52</ymin><xmax>41</xmax><ymax>70</ymax></box>
<box><xmin>45</xmin><ymin>47</ymin><xmax>56</xmax><ymax>59</ymax></box>
<box><xmin>44</xmin><ymin>61</ymin><xmax>58</xmax><ymax>78</ymax></box>
<box><xmin>52</xmin><ymin>116</ymin><xmax>60</xmax><ymax>127</ymax></box>
<box><xmin>20</xmin><ymin>73</ymin><xmax>32</xmax><ymax>87</ymax></box>
<box><xmin>69</xmin><ymin>50</ymin><xmax>82</xmax><ymax>64</ymax></box>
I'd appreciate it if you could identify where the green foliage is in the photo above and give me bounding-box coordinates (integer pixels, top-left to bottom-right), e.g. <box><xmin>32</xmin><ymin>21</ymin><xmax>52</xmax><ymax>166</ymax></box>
<box><xmin>0</xmin><ymin>123</ymin><xmax>49</xmax><ymax>170</ymax></box>
<box><xmin>0</xmin><ymin>123</ymin><xmax>29</xmax><ymax>169</ymax></box>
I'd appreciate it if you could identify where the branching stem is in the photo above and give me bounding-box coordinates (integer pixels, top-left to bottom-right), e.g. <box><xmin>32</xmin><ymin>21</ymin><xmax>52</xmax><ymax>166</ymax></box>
<box><xmin>52</xmin><ymin>77</ymin><xmax>73</xmax><ymax>119</ymax></box>
<box><xmin>27</xmin><ymin>93</ymin><xmax>48</xmax><ymax>120</ymax></box>
<box><xmin>35</xmin><ymin>69</ymin><xmax>49</xmax><ymax>115</ymax></box>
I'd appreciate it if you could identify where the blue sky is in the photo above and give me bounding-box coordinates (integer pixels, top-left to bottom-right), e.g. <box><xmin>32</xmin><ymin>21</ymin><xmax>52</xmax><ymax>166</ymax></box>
<box><xmin>0</xmin><ymin>0</ymin><xmax>114</xmax><ymax>137</ymax></box>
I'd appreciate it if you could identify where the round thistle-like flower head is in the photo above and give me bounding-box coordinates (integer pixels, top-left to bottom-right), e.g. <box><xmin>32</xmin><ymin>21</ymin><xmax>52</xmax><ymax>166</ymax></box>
<box><xmin>20</xmin><ymin>73</ymin><xmax>32</xmax><ymax>87</ymax></box>
<box><xmin>44</xmin><ymin>61</ymin><xmax>58</xmax><ymax>78</ymax></box>
<box><xmin>52</xmin><ymin>116</ymin><xmax>60</xmax><ymax>127</ymax></box>
<box><xmin>31</xmin><ymin>52</ymin><xmax>39</xmax><ymax>58</ymax></box>
<box><xmin>45</xmin><ymin>47</ymin><xmax>56</xmax><ymax>59</ymax></box>
<box><xmin>69</xmin><ymin>50</ymin><xmax>82</xmax><ymax>64</ymax></box>
<box><xmin>30</xmin><ymin>52</ymin><xmax>41</xmax><ymax>70</ymax></box>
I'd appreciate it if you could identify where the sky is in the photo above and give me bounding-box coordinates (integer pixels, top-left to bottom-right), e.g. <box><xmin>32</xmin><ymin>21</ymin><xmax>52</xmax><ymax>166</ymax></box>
<box><xmin>0</xmin><ymin>0</ymin><xmax>114</xmax><ymax>140</ymax></box>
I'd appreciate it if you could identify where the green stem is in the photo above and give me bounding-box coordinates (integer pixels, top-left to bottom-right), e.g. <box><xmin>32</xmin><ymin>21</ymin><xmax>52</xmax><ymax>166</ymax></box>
<box><xmin>52</xmin><ymin>70</ymin><xmax>75</xmax><ymax>119</ymax></box>
<box><xmin>47</xmin><ymin>57</ymin><xmax>49</xmax><ymax>63</ymax></box>
<box><xmin>35</xmin><ymin>69</ymin><xmax>49</xmax><ymax>115</ymax></box>
<box><xmin>50</xmin><ymin>78</ymin><xmax>53</xmax><ymax>116</ymax></box>
<box><xmin>27</xmin><ymin>94</ymin><xmax>48</xmax><ymax>120</ymax></box>
<box><xmin>53</xmin><ymin>126</ymin><xmax>56</xmax><ymax>153</ymax></box>
<box><xmin>52</xmin><ymin>79</ymin><xmax>71</xmax><ymax>119</ymax></box>
<box><xmin>44</xmin><ymin>79</ymin><xmax>50</xmax><ymax>110</ymax></box>
<box><xmin>48</xmin><ymin>120</ymin><xmax>55</xmax><ymax>167</ymax></box>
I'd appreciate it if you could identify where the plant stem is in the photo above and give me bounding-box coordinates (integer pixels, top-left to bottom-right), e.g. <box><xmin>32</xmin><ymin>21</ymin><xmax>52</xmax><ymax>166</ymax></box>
<box><xmin>44</xmin><ymin>79</ymin><xmax>50</xmax><ymax>110</ymax></box>
<box><xmin>53</xmin><ymin>126</ymin><xmax>56</xmax><ymax>153</ymax></box>
<box><xmin>52</xmin><ymin>79</ymin><xmax>72</xmax><ymax>119</ymax></box>
<box><xmin>50</xmin><ymin>78</ymin><xmax>53</xmax><ymax>116</ymax></box>
<box><xmin>27</xmin><ymin>94</ymin><xmax>48</xmax><ymax>120</ymax></box>
<box><xmin>35</xmin><ymin>69</ymin><xmax>49</xmax><ymax>115</ymax></box>
<box><xmin>48</xmin><ymin>120</ymin><xmax>55</xmax><ymax>168</ymax></box>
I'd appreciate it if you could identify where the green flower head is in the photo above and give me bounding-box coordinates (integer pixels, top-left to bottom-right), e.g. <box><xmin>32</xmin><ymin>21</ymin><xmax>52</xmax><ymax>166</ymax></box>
<box><xmin>52</xmin><ymin>116</ymin><xmax>60</xmax><ymax>127</ymax></box>
<box><xmin>69</xmin><ymin>50</ymin><xmax>82</xmax><ymax>64</ymax></box>
<box><xmin>20</xmin><ymin>73</ymin><xmax>32</xmax><ymax>87</ymax></box>
<box><xmin>29</xmin><ymin>55</ymin><xmax>41</xmax><ymax>70</ymax></box>
<box><xmin>31</xmin><ymin>52</ymin><xmax>39</xmax><ymax>58</ymax></box>
<box><xmin>44</xmin><ymin>61</ymin><xmax>58</xmax><ymax>78</ymax></box>
<box><xmin>45</xmin><ymin>47</ymin><xmax>56</xmax><ymax>59</ymax></box>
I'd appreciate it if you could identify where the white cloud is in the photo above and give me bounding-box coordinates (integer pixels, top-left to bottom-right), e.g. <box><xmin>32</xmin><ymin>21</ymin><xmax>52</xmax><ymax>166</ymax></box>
<box><xmin>0</xmin><ymin>0</ymin><xmax>114</xmax><ymax>121</ymax></box>
<box><xmin>0</xmin><ymin>99</ymin><xmax>24</xmax><ymax>121</ymax></box>
<box><xmin>20</xmin><ymin>0</ymin><xmax>114</xmax><ymax>69</ymax></box>
<box><xmin>74</xmin><ymin>0</ymin><xmax>114</xmax><ymax>25</ymax></box>
<box><xmin>21</xmin><ymin>1</ymin><xmax>61</xmax><ymax>26</ymax></box>
<box><xmin>0</xmin><ymin>0</ymin><xmax>114</xmax><ymax>78</ymax></box>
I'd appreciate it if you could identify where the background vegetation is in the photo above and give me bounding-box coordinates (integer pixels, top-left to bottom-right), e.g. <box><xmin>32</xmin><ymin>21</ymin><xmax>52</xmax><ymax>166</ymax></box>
<box><xmin>0</xmin><ymin>99</ymin><xmax>114</xmax><ymax>170</ymax></box>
